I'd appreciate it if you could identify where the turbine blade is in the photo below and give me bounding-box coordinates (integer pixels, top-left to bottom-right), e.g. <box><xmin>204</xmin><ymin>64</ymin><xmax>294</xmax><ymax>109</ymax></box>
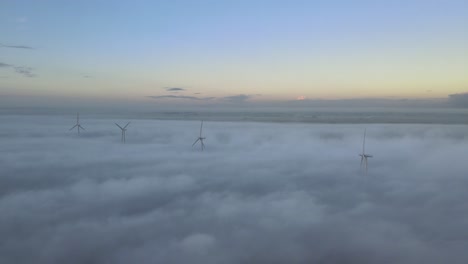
<box><xmin>365</xmin><ymin>158</ymin><xmax>369</xmax><ymax>174</ymax></box>
<box><xmin>78</xmin><ymin>125</ymin><xmax>85</xmax><ymax>130</ymax></box>
<box><xmin>69</xmin><ymin>124</ymin><xmax>78</xmax><ymax>130</ymax></box>
<box><xmin>115</xmin><ymin>123</ymin><xmax>123</xmax><ymax>130</ymax></box>
<box><xmin>192</xmin><ymin>138</ymin><xmax>200</xmax><ymax>147</ymax></box>
<box><xmin>123</xmin><ymin>122</ymin><xmax>131</xmax><ymax>129</ymax></box>
<box><xmin>200</xmin><ymin>121</ymin><xmax>203</xmax><ymax>137</ymax></box>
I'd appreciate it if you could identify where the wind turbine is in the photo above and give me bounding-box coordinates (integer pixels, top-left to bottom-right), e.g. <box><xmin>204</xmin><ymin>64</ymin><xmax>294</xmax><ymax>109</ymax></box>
<box><xmin>359</xmin><ymin>128</ymin><xmax>373</xmax><ymax>175</ymax></box>
<box><xmin>192</xmin><ymin>120</ymin><xmax>206</xmax><ymax>151</ymax></box>
<box><xmin>115</xmin><ymin>122</ymin><xmax>130</xmax><ymax>143</ymax></box>
<box><xmin>69</xmin><ymin>113</ymin><xmax>85</xmax><ymax>134</ymax></box>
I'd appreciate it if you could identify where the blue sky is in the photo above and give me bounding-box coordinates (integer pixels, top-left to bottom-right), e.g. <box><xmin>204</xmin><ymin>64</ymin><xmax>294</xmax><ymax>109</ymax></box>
<box><xmin>1</xmin><ymin>0</ymin><xmax>467</xmax><ymax>105</ymax></box>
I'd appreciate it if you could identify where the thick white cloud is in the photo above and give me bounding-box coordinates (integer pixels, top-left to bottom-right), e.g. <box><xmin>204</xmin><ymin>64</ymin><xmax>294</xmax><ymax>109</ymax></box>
<box><xmin>1</xmin><ymin>115</ymin><xmax>468</xmax><ymax>264</ymax></box>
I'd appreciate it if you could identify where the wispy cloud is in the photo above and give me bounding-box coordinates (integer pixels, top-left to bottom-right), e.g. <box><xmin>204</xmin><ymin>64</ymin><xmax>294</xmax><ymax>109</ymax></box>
<box><xmin>0</xmin><ymin>62</ymin><xmax>35</xmax><ymax>77</ymax></box>
<box><xmin>0</xmin><ymin>43</ymin><xmax>34</xmax><ymax>50</ymax></box>
<box><xmin>148</xmin><ymin>95</ymin><xmax>215</xmax><ymax>101</ymax></box>
<box><xmin>165</xmin><ymin>87</ymin><xmax>186</xmax><ymax>92</ymax></box>
<box><xmin>14</xmin><ymin>66</ymin><xmax>35</xmax><ymax>77</ymax></box>
<box><xmin>223</xmin><ymin>94</ymin><xmax>251</xmax><ymax>103</ymax></box>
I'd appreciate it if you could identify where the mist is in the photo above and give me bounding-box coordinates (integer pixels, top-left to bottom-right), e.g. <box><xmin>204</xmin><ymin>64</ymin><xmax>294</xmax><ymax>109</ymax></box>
<box><xmin>1</xmin><ymin>115</ymin><xmax>468</xmax><ymax>263</ymax></box>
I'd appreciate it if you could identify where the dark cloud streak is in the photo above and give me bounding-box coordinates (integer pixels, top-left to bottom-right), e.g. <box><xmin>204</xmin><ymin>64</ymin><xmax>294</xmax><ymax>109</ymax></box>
<box><xmin>0</xmin><ymin>62</ymin><xmax>35</xmax><ymax>77</ymax></box>
<box><xmin>0</xmin><ymin>43</ymin><xmax>34</xmax><ymax>49</ymax></box>
<box><xmin>148</xmin><ymin>95</ymin><xmax>215</xmax><ymax>101</ymax></box>
<box><xmin>165</xmin><ymin>87</ymin><xmax>186</xmax><ymax>92</ymax></box>
<box><xmin>223</xmin><ymin>94</ymin><xmax>251</xmax><ymax>103</ymax></box>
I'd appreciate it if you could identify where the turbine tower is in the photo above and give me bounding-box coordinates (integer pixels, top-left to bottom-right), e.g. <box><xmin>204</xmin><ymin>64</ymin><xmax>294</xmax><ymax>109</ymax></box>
<box><xmin>192</xmin><ymin>120</ymin><xmax>206</xmax><ymax>151</ymax></box>
<box><xmin>115</xmin><ymin>122</ymin><xmax>130</xmax><ymax>143</ymax></box>
<box><xmin>359</xmin><ymin>128</ymin><xmax>373</xmax><ymax>175</ymax></box>
<box><xmin>69</xmin><ymin>113</ymin><xmax>85</xmax><ymax>134</ymax></box>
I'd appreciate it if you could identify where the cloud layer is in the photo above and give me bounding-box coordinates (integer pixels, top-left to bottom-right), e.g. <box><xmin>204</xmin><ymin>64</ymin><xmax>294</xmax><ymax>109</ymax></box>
<box><xmin>1</xmin><ymin>115</ymin><xmax>468</xmax><ymax>263</ymax></box>
<box><xmin>148</xmin><ymin>94</ymin><xmax>255</xmax><ymax>104</ymax></box>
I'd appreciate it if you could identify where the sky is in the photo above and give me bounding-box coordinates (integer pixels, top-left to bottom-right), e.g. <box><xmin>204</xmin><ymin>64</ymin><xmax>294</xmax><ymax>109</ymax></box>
<box><xmin>2</xmin><ymin>115</ymin><xmax>468</xmax><ymax>263</ymax></box>
<box><xmin>1</xmin><ymin>0</ymin><xmax>468</xmax><ymax>106</ymax></box>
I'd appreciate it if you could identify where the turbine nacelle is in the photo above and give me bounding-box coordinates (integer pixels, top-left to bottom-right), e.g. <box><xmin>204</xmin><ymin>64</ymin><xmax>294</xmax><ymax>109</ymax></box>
<box><xmin>192</xmin><ymin>121</ymin><xmax>206</xmax><ymax>151</ymax></box>
<box><xmin>69</xmin><ymin>113</ymin><xmax>85</xmax><ymax>134</ymax></box>
<box><xmin>359</xmin><ymin>129</ymin><xmax>373</xmax><ymax>175</ymax></box>
<box><xmin>115</xmin><ymin>122</ymin><xmax>131</xmax><ymax>143</ymax></box>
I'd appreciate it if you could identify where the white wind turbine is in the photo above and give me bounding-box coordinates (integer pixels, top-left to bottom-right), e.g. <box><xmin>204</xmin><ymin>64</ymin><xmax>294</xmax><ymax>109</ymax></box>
<box><xmin>359</xmin><ymin>128</ymin><xmax>373</xmax><ymax>175</ymax></box>
<box><xmin>192</xmin><ymin>120</ymin><xmax>206</xmax><ymax>151</ymax></box>
<box><xmin>69</xmin><ymin>113</ymin><xmax>85</xmax><ymax>134</ymax></box>
<box><xmin>115</xmin><ymin>122</ymin><xmax>130</xmax><ymax>143</ymax></box>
